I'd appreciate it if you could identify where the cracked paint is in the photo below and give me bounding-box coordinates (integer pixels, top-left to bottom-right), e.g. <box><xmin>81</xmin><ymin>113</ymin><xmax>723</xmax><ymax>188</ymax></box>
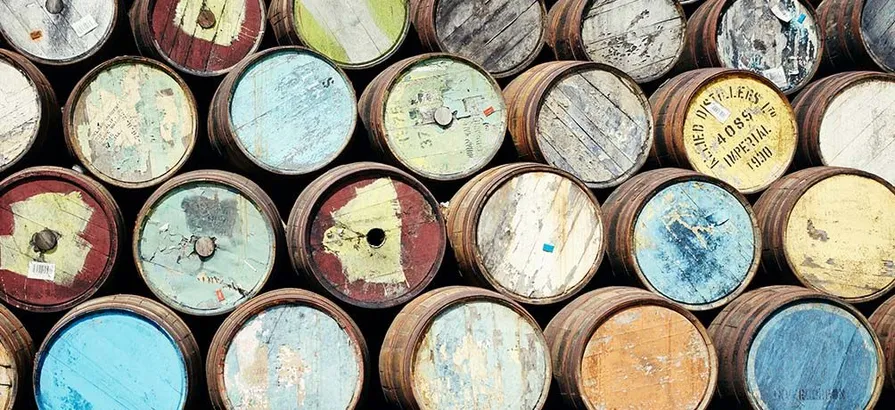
<box><xmin>0</xmin><ymin>60</ymin><xmax>39</xmax><ymax>168</ymax></box>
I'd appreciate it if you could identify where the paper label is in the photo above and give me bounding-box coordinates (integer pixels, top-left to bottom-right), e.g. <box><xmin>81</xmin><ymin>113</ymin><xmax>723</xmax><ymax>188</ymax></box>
<box><xmin>706</xmin><ymin>101</ymin><xmax>732</xmax><ymax>123</ymax></box>
<box><xmin>769</xmin><ymin>0</ymin><xmax>795</xmax><ymax>22</ymax></box>
<box><xmin>71</xmin><ymin>15</ymin><xmax>98</xmax><ymax>37</ymax></box>
<box><xmin>28</xmin><ymin>261</ymin><xmax>55</xmax><ymax>281</ymax></box>
<box><xmin>762</xmin><ymin>66</ymin><xmax>789</xmax><ymax>88</ymax></box>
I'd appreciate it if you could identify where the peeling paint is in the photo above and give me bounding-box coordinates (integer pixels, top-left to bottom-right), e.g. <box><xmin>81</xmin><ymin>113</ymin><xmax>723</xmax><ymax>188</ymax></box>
<box><xmin>0</xmin><ymin>0</ymin><xmax>115</xmax><ymax>62</ymax></box>
<box><xmin>0</xmin><ymin>60</ymin><xmax>39</xmax><ymax>168</ymax></box>
<box><xmin>174</xmin><ymin>0</ymin><xmax>246</xmax><ymax>46</ymax></box>
<box><xmin>0</xmin><ymin>340</ymin><xmax>13</xmax><ymax>409</ymax></box>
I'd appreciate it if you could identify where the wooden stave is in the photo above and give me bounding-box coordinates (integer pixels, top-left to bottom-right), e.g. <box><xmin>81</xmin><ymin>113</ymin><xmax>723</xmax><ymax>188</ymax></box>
<box><xmin>869</xmin><ymin>294</ymin><xmax>895</xmax><ymax>390</ymax></box>
<box><xmin>0</xmin><ymin>49</ymin><xmax>59</xmax><ymax>175</ymax></box>
<box><xmin>409</xmin><ymin>0</ymin><xmax>547</xmax><ymax>78</ymax></box>
<box><xmin>791</xmin><ymin>71</ymin><xmax>895</xmax><ymax>168</ymax></box>
<box><xmin>0</xmin><ymin>304</ymin><xmax>33</xmax><ymax>410</ymax></box>
<box><xmin>677</xmin><ymin>0</ymin><xmax>823</xmax><ymax>95</ymax></box>
<box><xmin>62</xmin><ymin>55</ymin><xmax>199</xmax><ymax>190</ymax></box>
<box><xmin>379</xmin><ymin>285</ymin><xmax>551</xmax><ymax>410</ymax></box>
<box><xmin>33</xmin><ymin>294</ymin><xmax>201</xmax><ymax>409</ymax></box>
<box><xmin>132</xmin><ymin>169</ymin><xmax>284</xmax><ymax>316</ymax></box>
<box><xmin>817</xmin><ymin>0</ymin><xmax>889</xmax><ymax>73</ymax></box>
<box><xmin>0</xmin><ymin>166</ymin><xmax>124</xmax><ymax>312</ymax></box>
<box><xmin>267</xmin><ymin>0</ymin><xmax>411</xmax><ymax>70</ymax></box>
<box><xmin>286</xmin><ymin>162</ymin><xmax>446</xmax><ymax>309</ymax></box>
<box><xmin>445</xmin><ymin>162</ymin><xmax>605</xmax><ymax>305</ymax></box>
<box><xmin>357</xmin><ymin>52</ymin><xmax>506</xmax><ymax>181</ymax></box>
<box><xmin>752</xmin><ymin>166</ymin><xmax>895</xmax><ymax>303</ymax></box>
<box><xmin>206</xmin><ymin>288</ymin><xmax>369</xmax><ymax>409</ymax></box>
<box><xmin>708</xmin><ymin>285</ymin><xmax>885</xmax><ymax>408</ymax></box>
<box><xmin>601</xmin><ymin>168</ymin><xmax>760</xmax><ymax>311</ymax></box>
<box><xmin>544</xmin><ymin>286</ymin><xmax>718</xmax><ymax>410</ymax></box>
<box><xmin>207</xmin><ymin>46</ymin><xmax>357</xmax><ymax>177</ymax></box>
<box><xmin>503</xmin><ymin>60</ymin><xmax>654</xmax><ymax>189</ymax></box>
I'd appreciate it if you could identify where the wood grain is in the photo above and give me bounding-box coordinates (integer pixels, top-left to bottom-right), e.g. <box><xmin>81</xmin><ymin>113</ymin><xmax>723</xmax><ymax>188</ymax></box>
<box><xmin>65</xmin><ymin>57</ymin><xmax>197</xmax><ymax>189</ymax></box>
<box><xmin>0</xmin><ymin>0</ymin><xmax>116</xmax><ymax>65</ymax></box>
<box><xmin>862</xmin><ymin>0</ymin><xmax>895</xmax><ymax>72</ymax></box>
<box><xmin>869</xmin><ymin>294</ymin><xmax>895</xmax><ymax>390</ymax></box>
<box><xmin>579</xmin><ymin>0</ymin><xmax>686</xmax><ymax>82</ymax></box>
<box><xmin>135</xmin><ymin>171</ymin><xmax>281</xmax><ymax>316</ymax></box>
<box><xmin>0</xmin><ymin>58</ymin><xmax>39</xmax><ymax>170</ymax></box>
<box><xmin>0</xmin><ymin>304</ymin><xmax>32</xmax><ymax>410</ymax></box>
<box><xmin>715</xmin><ymin>0</ymin><xmax>821</xmax><ymax>93</ymax></box>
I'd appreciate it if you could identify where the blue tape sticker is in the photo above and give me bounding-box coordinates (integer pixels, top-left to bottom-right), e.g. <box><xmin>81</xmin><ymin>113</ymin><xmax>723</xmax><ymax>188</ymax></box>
<box><xmin>543</xmin><ymin>244</ymin><xmax>555</xmax><ymax>253</ymax></box>
<box><xmin>797</xmin><ymin>14</ymin><xmax>806</xmax><ymax>24</ymax></box>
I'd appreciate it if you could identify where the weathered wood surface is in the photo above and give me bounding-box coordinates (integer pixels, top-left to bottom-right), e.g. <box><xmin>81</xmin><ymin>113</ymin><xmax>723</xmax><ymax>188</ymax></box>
<box><xmin>361</xmin><ymin>54</ymin><xmax>506</xmax><ymax>181</ymax></box>
<box><xmin>0</xmin><ymin>167</ymin><xmax>122</xmax><ymax>312</ymax></box>
<box><xmin>603</xmin><ymin>169</ymin><xmax>759</xmax><ymax>310</ymax></box>
<box><xmin>755</xmin><ymin>168</ymin><xmax>895</xmax><ymax>302</ymax></box>
<box><xmin>269</xmin><ymin>0</ymin><xmax>410</xmax><ymax>68</ymax></box>
<box><xmin>380</xmin><ymin>287</ymin><xmax>550</xmax><ymax>409</ymax></box>
<box><xmin>213</xmin><ymin>290</ymin><xmax>366</xmax><ymax>409</ymax></box>
<box><xmin>793</xmin><ymin>73</ymin><xmax>895</xmax><ymax>184</ymax></box>
<box><xmin>64</xmin><ymin>57</ymin><xmax>197</xmax><ymax>189</ymax></box>
<box><xmin>869</xmin><ymin>294</ymin><xmax>895</xmax><ymax>390</ymax></box>
<box><xmin>0</xmin><ymin>304</ymin><xmax>32</xmax><ymax>410</ymax></box>
<box><xmin>135</xmin><ymin>171</ymin><xmax>280</xmax><ymax>316</ymax></box>
<box><xmin>579</xmin><ymin>0</ymin><xmax>686</xmax><ymax>83</ymax></box>
<box><xmin>862</xmin><ymin>0</ymin><xmax>895</xmax><ymax>72</ymax></box>
<box><xmin>211</xmin><ymin>47</ymin><xmax>356</xmax><ymax>176</ymax></box>
<box><xmin>468</xmin><ymin>167</ymin><xmax>604</xmax><ymax>303</ymax></box>
<box><xmin>0</xmin><ymin>53</ymin><xmax>41</xmax><ymax>172</ymax></box>
<box><xmin>288</xmin><ymin>163</ymin><xmax>445</xmax><ymax>308</ymax></box>
<box><xmin>130</xmin><ymin>0</ymin><xmax>265</xmax><ymax>76</ymax></box>
<box><xmin>34</xmin><ymin>295</ymin><xmax>200</xmax><ymax>410</ymax></box>
<box><xmin>0</xmin><ymin>0</ymin><xmax>116</xmax><ymax>65</ymax></box>
<box><xmin>545</xmin><ymin>287</ymin><xmax>716</xmax><ymax>410</ymax></box>
<box><xmin>412</xmin><ymin>0</ymin><xmax>546</xmax><ymax>78</ymax></box>
<box><xmin>651</xmin><ymin>69</ymin><xmax>798</xmax><ymax>194</ymax></box>
<box><xmin>709</xmin><ymin>286</ymin><xmax>884</xmax><ymax>409</ymax></box>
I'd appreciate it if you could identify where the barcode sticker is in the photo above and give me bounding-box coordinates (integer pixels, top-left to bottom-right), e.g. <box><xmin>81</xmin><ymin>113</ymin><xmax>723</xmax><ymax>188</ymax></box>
<box><xmin>705</xmin><ymin>101</ymin><xmax>731</xmax><ymax>123</ymax></box>
<box><xmin>28</xmin><ymin>261</ymin><xmax>55</xmax><ymax>281</ymax></box>
<box><xmin>71</xmin><ymin>15</ymin><xmax>98</xmax><ymax>37</ymax></box>
<box><xmin>769</xmin><ymin>0</ymin><xmax>795</xmax><ymax>22</ymax></box>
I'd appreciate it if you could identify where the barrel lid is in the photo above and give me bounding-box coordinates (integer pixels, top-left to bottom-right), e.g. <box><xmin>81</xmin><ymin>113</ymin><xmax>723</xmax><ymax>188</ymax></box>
<box><xmin>0</xmin><ymin>166</ymin><xmax>121</xmax><ymax>312</ymax></box>
<box><xmin>0</xmin><ymin>0</ymin><xmax>117</xmax><ymax>65</ymax></box>
<box><xmin>745</xmin><ymin>300</ymin><xmax>882</xmax><ymax>409</ymax></box>
<box><xmin>631</xmin><ymin>176</ymin><xmax>759</xmax><ymax>310</ymax></box>
<box><xmin>64</xmin><ymin>56</ymin><xmax>197</xmax><ymax>189</ymax></box>
<box><xmin>208</xmin><ymin>289</ymin><xmax>366</xmax><ymax>409</ymax></box>
<box><xmin>291</xmin><ymin>163</ymin><xmax>446</xmax><ymax>308</ymax></box>
<box><xmin>142</xmin><ymin>0</ymin><xmax>266</xmax><ymax>76</ymax></box>
<box><xmin>34</xmin><ymin>296</ymin><xmax>194</xmax><ymax>410</ymax></box>
<box><xmin>715</xmin><ymin>0</ymin><xmax>821</xmax><ymax>94</ymax></box>
<box><xmin>860</xmin><ymin>0</ymin><xmax>895</xmax><ymax>73</ymax></box>
<box><xmin>473</xmin><ymin>166</ymin><xmax>605</xmax><ymax>304</ymax></box>
<box><xmin>224</xmin><ymin>47</ymin><xmax>356</xmax><ymax>175</ymax></box>
<box><xmin>379</xmin><ymin>54</ymin><xmax>506</xmax><ymax>181</ymax></box>
<box><xmin>681</xmin><ymin>70</ymin><xmax>797</xmax><ymax>193</ymax></box>
<box><xmin>134</xmin><ymin>170</ymin><xmax>279</xmax><ymax>316</ymax></box>
<box><xmin>0</xmin><ymin>51</ymin><xmax>42</xmax><ymax>173</ymax></box>
<box><xmin>288</xmin><ymin>0</ymin><xmax>410</xmax><ymax>69</ymax></box>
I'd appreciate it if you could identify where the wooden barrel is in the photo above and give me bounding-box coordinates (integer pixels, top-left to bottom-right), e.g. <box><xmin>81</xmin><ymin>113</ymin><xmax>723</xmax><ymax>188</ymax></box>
<box><xmin>269</xmin><ymin>0</ymin><xmax>410</xmax><ymax>69</ymax></box>
<box><xmin>207</xmin><ymin>288</ymin><xmax>368</xmax><ymax>409</ymax></box>
<box><xmin>792</xmin><ymin>71</ymin><xmax>895</xmax><ymax>185</ymax></box>
<box><xmin>817</xmin><ymin>0</ymin><xmax>895</xmax><ymax>73</ymax></box>
<box><xmin>446</xmin><ymin>163</ymin><xmax>605</xmax><ymax>305</ymax></box>
<box><xmin>209</xmin><ymin>46</ymin><xmax>356</xmax><ymax>176</ymax></box>
<box><xmin>709</xmin><ymin>286</ymin><xmax>884</xmax><ymax>409</ymax></box>
<box><xmin>869</xmin><ymin>294</ymin><xmax>895</xmax><ymax>390</ymax></box>
<box><xmin>753</xmin><ymin>167</ymin><xmax>895</xmax><ymax>303</ymax></box>
<box><xmin>0</xmin><ymin>49</ymin><xmax>58</xmax><ymax>174</ymax></box>
<box><xmin>63</xmin><ymin>56</ymin><xmax>198</xmax><ymax>189</ymax></box>
<box><xmin>603</xmin><ymin>168</ymin><xmax>760</xmax><ymax>310</ymax></box>
<box><xmin>0</xmin><ymin>304</ymin><xmax>33</xmax><ymax>410</ymax></box>
<box><xmin>545</xmin><ymin>0</ymin><xmax>687</xmax><ymax>83</ymax></box>
<box><xmin>287</xmin><ymin>162</ymin><xmax>445</xmax><ymax>309</ymax></box>
<box><xmin>503</xmin><ymin>61</ymin><xmax>653</xmax><ymax>189</ymax></box>
<box><xmin>134</xmin><ymin>170</ymin><xmax>282</xmax><ymax>316</ymax></box>
<box><xmin>545</xmin><ymin>287</ymin><xmax>716</xmax><ymax>410</ymax></box>
<box><xmin>380</xmin><ymin>286</ymin><xmax>551</xmax><ymax>409</ymax></box>
<box><xmin>0</xmin><ymin>166</ymin><xmax>123</xmax><ymax>312</ymax></box>
<box><xmin>0</xmin><ymin>0</ymin><xmax>117</xmax><ymax>65</ymax></box>
<box><xmin>650</xmin><ymin>68</ymin><xmax>798</xmax><ymax>194</ymax></box>
<box><xmin>129</xmin><ymin>0</ymin><xmax>266</xmax><ymax>77</ymax></box>
<box><xmin>359</xmin><ymin>53</ymin><xmax>506</xmax><ymax>181</ymax></box>
<box><xmin>679</xmin><ymin>0</ymin><xmax>822</xmax><ymax>94</ymax></box>
<box><xmin>410</xmin><ymin>0</ymin><xmax>546</xmax><ymax>78</ymax></box>
<box><xmin>33</xmin><ymin>295</ymin><xmax>200</xmax><ymax>409</ymax></box>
